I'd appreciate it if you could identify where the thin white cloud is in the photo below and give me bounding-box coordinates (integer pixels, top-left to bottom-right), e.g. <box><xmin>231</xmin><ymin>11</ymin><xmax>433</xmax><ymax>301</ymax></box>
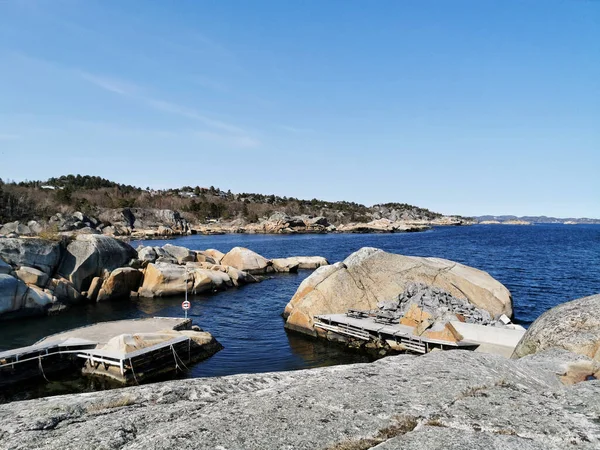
<box><xmin>192</xmin><ymin>131</ymin><xmax>261</xmax><ymax>149</ymax></box>
<box><xmin>0</xmin><ymin>133</ymin><xmax>21</xmax><ymax>140</ymax></box>
<box><xmin>280</xmin><ymin>125</ymin><xmax>314</xmax><ymax>133</ymax></box>
<box><xmin>7</xmin><ymin>52</ymin><xmax>261</xmax><ymax>148</ymax></box>
<box><xmin>76</xmin><ymin>71</ymin><xmax>259</xmax><ymax>145</ymax></box>
<box><xmin>77</xmin><ymin>72</ymin><xmax>141</xmax><ymax>96</ymax></box>
<box><xmin>144</xmin><ymin>98</ymin><xmax>246</xmax><ymax>134</ymax></box>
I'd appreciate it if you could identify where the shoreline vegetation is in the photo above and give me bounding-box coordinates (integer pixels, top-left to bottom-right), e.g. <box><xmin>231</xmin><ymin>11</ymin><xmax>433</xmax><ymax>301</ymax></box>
<box><xmin>8</xmin><ymin>174</ymin><xmax>596</xmax><ymax>241</ymax></box>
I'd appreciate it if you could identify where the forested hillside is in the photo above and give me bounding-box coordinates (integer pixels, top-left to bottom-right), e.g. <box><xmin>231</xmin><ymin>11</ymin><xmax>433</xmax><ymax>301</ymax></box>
<box><xmin>0</xmin><ymin>175</ymin><xmax>443</xmax><ymax>225</ymax></box>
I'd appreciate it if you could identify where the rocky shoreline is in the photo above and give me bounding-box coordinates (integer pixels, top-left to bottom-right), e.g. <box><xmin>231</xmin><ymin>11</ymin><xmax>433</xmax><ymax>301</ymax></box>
<box><xmin>0</xmin><ymin>235</ymin><xmax>327</xmax><ymax>320</ymax></box>
<box><xmin>0</xmin><ymin>208</ymin><xmax>473</xmax><ymax>240</ymax></box>
<box><xmin>0</xmin><ymin>237</ymin><xmax>599</xmax><ymax>448</ymax></box>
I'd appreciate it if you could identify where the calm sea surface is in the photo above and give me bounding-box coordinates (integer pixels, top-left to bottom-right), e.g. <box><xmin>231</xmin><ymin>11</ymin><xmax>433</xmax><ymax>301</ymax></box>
<box><xmin>1</xmin><ymin>224</ymin><xmax>599</xmax><ymax>399</ymax></box>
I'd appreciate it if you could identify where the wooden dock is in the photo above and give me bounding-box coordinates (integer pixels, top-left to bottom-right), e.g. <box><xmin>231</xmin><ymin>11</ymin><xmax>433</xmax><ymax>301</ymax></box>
<box><xmin>314</xmin><ymin>314</ymin><xmax>480</xmax><ymax>354</ymax></box>
<box><xmin>79</xmin><ymin>333</ymin><xmax>222</xmax><ymax>385</ymax></box>
<box><xmin>0</xmin><ymin>338</ymin><xmax>97</xmax><ymax>388</ymax></box>
<box><xmin>0</xmin><ymin>317</ymin><xmax>200</xmax><ymax>389</ymax></box>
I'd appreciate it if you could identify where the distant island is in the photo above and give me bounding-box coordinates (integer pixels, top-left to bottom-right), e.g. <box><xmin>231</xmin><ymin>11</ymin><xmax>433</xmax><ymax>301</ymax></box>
<box><xmin>474</xmin><ymin>215</ymin><xmax>600</xmax><ymax>225</ymax></box>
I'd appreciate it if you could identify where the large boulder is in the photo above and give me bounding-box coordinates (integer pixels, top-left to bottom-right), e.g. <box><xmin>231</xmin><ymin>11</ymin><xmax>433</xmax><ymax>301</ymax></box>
<box><xmin>272</xmin><ymin>256</ymin><xmax>329</xmax><ymax>271</ymax></box>
<box><xmin>57</xmin><ymin>235</ymin><xmax>137</xmax><ymax>291</ymax></box>
<box><xmin>47</xmin><ymin>277</ymin><xmax>83</xmax><ymax>304</ymax></box>
<box><xmin>0</xmin><ymin>258</ymin><xmax>11</xmax><ymax>275</ymax></box>
<box><xmin>138</xmin><ymin>262</ymin><xmax>235</xmax><ymax>297</ymax></box>
<box><xmin>138</xmin><ymin>263</ymin><xmax>193</xmax><ymax>297</ymax></box>
<box><xmin>513</xmin><ymin>293</ymin><xmax>600</xmax><ymax>361</ymax></box>
<box><xmin>0</xmin><ymin>274</ymin><xmax>26</xmax><ymax>315</ymax></box>
<box><xmin>271</xmin><ymin>258</ymin><xmax>300</xmax><ymax>273</ymax></box>
<box><xmin>0</xmin><ymin>274</ymin><xmax>56</xmax><ymax>317</ymax></box>
<box><xmin>0</xmin><ymin>221</ymin><xmax>33</xmax><ymax>236</ymax></box>
<box><xmin>137</xmin><ymin>246</ymin><xmax>158</xmax><ymax>263</ymax></box>
<box><xmin>202</xmin><ymin>249</ymin><xmax>225</xmax><ymax>264</ymax></box>
<box><xmin>221</xmin><ymin>247</ymin><xmax>272</xmax><ymax>274</ymax></box>
<box><xmin>283</xmin><ymin>247</ymin><xmax>513</xmax><ymax>336</ymax></box>
<box><xmin>0</xmin><ymin>238</ymin><xmax>62</xmax><ymax>274</ymax></box>
<box><xmin>15</xmin><ymin>266</ymin><xmax>49</xmax><ymax>287</ymax></box>
<box><xmin>162</xmin><ymin>244</ymin><xmax>195</xmax><ymax>264</ymax></box>
<box><xmin>96</xmin><ymin>268</ymin><xmax>144</xmax><ymax>302</ymax></box>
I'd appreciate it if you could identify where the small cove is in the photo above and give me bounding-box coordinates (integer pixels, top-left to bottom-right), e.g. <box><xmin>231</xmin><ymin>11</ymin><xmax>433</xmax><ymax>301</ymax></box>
<box><xmin>1</xmin><ymin>224</ymin><xmax>599</xmax><ymax>401</ymax></box>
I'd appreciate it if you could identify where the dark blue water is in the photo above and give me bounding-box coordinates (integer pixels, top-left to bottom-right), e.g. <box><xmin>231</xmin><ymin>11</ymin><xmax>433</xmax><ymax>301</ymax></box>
<box><xmin>1</xmin><ymin>224</ymin><xmax>599</xmax><ymax>387</ymax></box>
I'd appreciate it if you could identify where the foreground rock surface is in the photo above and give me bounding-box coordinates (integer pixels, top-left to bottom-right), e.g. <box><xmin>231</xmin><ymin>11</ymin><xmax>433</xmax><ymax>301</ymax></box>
<box><xmin>284</xmin><ymin>247</ymin><xmax>513</xmax><ymax>336</ymax></box>
<box><xmin>0</xmin><ymin>350</ymin><xmax>598</xmax><ymax>449</ymax></box>
<box><xmin>513</xmin><ymin>293</ymin><xmax>600</xmax><ymax>360</ymax></box>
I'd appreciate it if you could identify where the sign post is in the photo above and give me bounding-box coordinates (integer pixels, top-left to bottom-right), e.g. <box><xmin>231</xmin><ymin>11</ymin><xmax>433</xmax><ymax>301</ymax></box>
<box><xmin>182</xmin><ymin>300</ymin><xmax>191</xmax><ymax>319</ymax></box>
<box><xmin>182</xmin><ymin>268</ymin><xmax>191</xmax><ymax>319</ymax></box>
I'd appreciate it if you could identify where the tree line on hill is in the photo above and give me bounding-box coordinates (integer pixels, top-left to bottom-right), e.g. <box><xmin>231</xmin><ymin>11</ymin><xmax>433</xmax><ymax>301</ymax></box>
<box><xmin>0</xmin><ymin>175</ymin><xmax>443</xmax><ymax>225</ymax></box>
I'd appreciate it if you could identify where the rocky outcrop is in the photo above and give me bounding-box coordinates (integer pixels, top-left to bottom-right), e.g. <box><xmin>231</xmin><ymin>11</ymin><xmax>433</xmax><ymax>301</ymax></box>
<box><xmin>138</xmin><ymin>262</ymin><xmax>239</xmax><ymax>297</ymax></box>
<box><xmin>137</xmin><ymin>246</ymin><xmax>158</xmax><ymax>263</ymax></box>
<box><xmin>57</xmin><ymin>235</ymin><xmax>137</xmax><ymax>291</ymax></box>
<box><xmin>0</xmin><ymin>221</ymin><xmax>35</xmax><ymax>236</ymax></box>
<box><xmin>337</xmin><ymin>219</ymin><xmax>430</xmax><ymax>233</ymax></box>
<box><xmin>0</xmin><ymin>350</ymin><xmax>598</xmax><ymax>449</ymax></box>
<box><xmin>202</xmin><ymin>249</ymin><xmax>225</xmax><ymax>264</ymax></box>
<box><xmin>0</xmin><ymin>238</ymin><xmax>325</xmax><ymax>319</ymax></box>
<box><xmin>283</xmin><ymin>247</ymin><xmax>513</xmax><ymax>336</ymax></box>
<box><xmin>96</xmin><ymin>267</ymin><xmax>143</xmax><ymax>302</ymax></box>
<box><xmin>0</xmin><ymin>238</ymin><xmax>62</xmax><ymax>274</ymax></box>
<box><xmin>271</xmin><ymin>258</ymin><xmax>300</xmax><ymax>273</ymax></box>
<box><xmin>513</xmin><ymin>293</ymin><xmax>600</xmax><ymax>361</ymax></box>
<box><xmin>162</xmin><ymin>244</ymin><xmax>195</xmax><ymax>264</ymax></box>
<box><xmin>221</xmin><ymin>247</ymin><xmax>272</xmax><ymax>274</ymax></box>
<box><xmin>0</xmin><ymin>273</ymin><xmax>57</xmax><ymax>317</ymax></box>
<box><xmin>15</xmin><ymin>266</ymin><xmax>49</xmax><ymax>288</ymax></box>
<box><xmin>138</xmin><ymin>262</ymin><xmax>192</xmax><ymax>297</ymax></box>
<box><xmin>273</xmin><ymin>256</ymin><xmax>329</xmax><ymax>271</ymax></box>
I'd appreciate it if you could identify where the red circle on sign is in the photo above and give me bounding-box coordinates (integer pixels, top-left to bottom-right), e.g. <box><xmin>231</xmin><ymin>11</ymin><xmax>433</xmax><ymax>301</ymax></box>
<box><xmin>182</xmin><ymin>300</ymin><xmax>191</xmax><ymax>310</ymax></box>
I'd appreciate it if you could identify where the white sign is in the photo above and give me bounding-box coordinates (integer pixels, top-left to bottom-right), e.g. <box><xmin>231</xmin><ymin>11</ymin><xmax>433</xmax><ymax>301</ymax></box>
<box><xmin>182</xmin><ymin>300</ymin><xmax>191</xmax><ymax>310</ymax></box>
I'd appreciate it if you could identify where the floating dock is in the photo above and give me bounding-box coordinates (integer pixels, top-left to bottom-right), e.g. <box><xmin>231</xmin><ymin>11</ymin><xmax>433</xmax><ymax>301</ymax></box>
<box><xmin>37</xmin><ymin>317</ymin><xmax>192</xmax><ymax>345</ymax></box>
<box><xmin>314</xmin><ymin>311</ymin><xmax>526</xmax><ymax>357</ymax></box>
<box><xmin>0</xmin><ymin>317</ymin><xmax>218</xmax><ymax>389</ymax></box>
<box><xmin>0</xmin><ymin>338</ymin><xmax>97</xmax><ymax>388</ymax></box>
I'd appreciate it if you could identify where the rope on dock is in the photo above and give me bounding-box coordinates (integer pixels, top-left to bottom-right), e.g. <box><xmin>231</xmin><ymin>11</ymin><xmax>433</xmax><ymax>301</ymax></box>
<box><xmin>38</xmin><ymin>356</ymin><xmax>50</xmax><ymax>382</ymax></box>
<box><xmin>170</xmin><ymin>344</ymin><xmax>190</xmax><ymax>372</ymax></box>
<box><xmin>129</xmin><ymin>358</ymin><xmax>140</xmax><ymax>385</ymax></box>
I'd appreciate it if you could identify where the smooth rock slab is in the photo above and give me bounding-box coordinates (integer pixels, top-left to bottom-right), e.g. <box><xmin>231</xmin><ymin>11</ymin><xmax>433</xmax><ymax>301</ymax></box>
<box><xmin>0</xmin><ymin>351</ymin><xmax>598</xmax><ymax>449</ymax></box>
<box><xmin>284</xmin><ymin>247</ymin><xmax>513</xmax><ymax>336</ymax></box>
<box><xmin>513</xmin><ymin>293</ymin><xmax>600</xmax><ymax>360</ymax></box>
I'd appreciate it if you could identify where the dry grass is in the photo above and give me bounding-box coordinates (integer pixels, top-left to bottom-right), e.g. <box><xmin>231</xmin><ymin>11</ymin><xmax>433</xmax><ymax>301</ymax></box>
<box><xmin>86</xmin><ymin>396</ymin><xmax>136</xmax><ymax>413</ymax></box>
<box><xmin>425</xmin><ymin>417</ymin><xmax>446</xmax><ymax>427</ymax></box>
<box><xmin>327</xmin><ymin>415</ymin><xmax>419</xmax><ymax>450</ymax></box>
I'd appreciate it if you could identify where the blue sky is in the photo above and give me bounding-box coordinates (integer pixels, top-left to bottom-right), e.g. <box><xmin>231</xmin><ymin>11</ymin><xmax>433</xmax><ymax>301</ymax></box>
<box><xmin>0</xmin><ymin>0</ymin><xmax>598</xmax><ymax>217</ymax></box>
